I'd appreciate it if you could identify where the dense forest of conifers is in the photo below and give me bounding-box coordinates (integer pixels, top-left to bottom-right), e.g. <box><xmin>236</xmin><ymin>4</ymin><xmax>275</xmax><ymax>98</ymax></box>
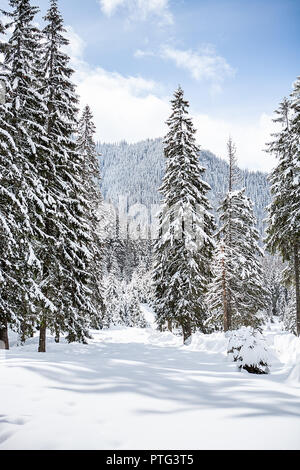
<box><xmin>0</xmin><ymin>1</ymin><xmax>299</xmax><ymax>357</ymax></box>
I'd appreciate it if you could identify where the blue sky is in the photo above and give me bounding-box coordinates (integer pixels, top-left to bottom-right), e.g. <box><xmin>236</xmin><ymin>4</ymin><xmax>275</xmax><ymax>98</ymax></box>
<box><xmin>1</xmin><ymin>0</ymin><xmax>299</xmax><ymax>170</ymax></box>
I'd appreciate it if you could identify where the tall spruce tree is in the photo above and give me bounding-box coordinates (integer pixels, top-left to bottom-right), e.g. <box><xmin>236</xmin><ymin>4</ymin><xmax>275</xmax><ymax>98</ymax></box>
<box><xmin>206</xmin><ymin>189</ymin><xmax>268</xmax><ymax>330</ymax></box>
<box><xmin>103</xmin><ymin>254</ymin><xmax>122</xmax><ymax>328</ymax></box>
<box><xmin>1</xmin><ymin>0</ymin><xmax>50</xmax><ymax>345</ymax></box>
<box><xmin>265</xmin><ymin>91</ymin><xmax>300</xmax><ymax>336</ymax></box>
<box><xmin>153</xmin><ymin>86</ymin><xmax>215</xmax><ymax>343</ymax></box>
<box><xmin>37</xmin><ymin>0</ymin><xmax>97</xmax><ymax>350</ymax></box>
<box><xmin>76</xmin><ymin>105</ymin><xmax>105</xmax><ymax>328</ymax></box>
<box><xmin>0</xmin><ymin>17</ymin><xmax>20</xmax><ymax>349</ymax></box>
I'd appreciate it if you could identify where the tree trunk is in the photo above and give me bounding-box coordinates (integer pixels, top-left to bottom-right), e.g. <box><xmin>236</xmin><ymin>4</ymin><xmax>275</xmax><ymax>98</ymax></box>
<box><xmin>294</xmin><ymin>242</ymin><xmax>300</xmax><ymax>337</ymax></box>
<box><xmin>19</xmin><ymin>320</ymin><xmax>30</xmax><ymax>345</ymax></box>
<box><xmin>0</xmin><ymin>322</ymin><xmax>9</xmax><ymax>350</ymax></box>
<box><xmin>38</xmin><ymin>325</ymin><xmax>46</xmax><ymax>352</ymax></box>
<box><xmin>182</xmin><ymin>321</ymin><xmax>192</xmax><ymax>344</ymax></box>
<box><xmin>221</xmin><ymin>245</ymin><xmax>229</xmax><ymax>332</ymax></box>
<box><xmin>227</xmin><ymin>292</ymin><xmax>232</xmax><ymax>330</ymax></box>
<box><xmin>167</xmin><ymin>320</ymin><xmax>172</xmax><ymax>332</ymax></box>
<box><xmin>54</xmin><ymin>327</ymin><xmax>60</xmax><ymax>343</ymax></box>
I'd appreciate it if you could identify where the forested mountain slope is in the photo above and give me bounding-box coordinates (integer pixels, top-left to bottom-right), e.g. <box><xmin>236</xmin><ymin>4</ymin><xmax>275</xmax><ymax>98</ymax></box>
<box><xmin>97</xmin><ymin>138</ymin><xmax>271</xmax><ymax>236</ymax></box>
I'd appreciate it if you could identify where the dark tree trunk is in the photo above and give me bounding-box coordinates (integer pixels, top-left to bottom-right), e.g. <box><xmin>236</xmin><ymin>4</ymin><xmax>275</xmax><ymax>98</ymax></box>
<box><xmin>38</xmin><ymin>325</ymin><xmax>46</xmax><ymax>352</ymax></box>
<box><xmin>227</xmin><ymin>292</ymin><xmax>232</xmax><ymax>330</ymax></box>
<box><xmin>19</xmin><ymin>320</ymin><xmax>30</xmax><ymax>345</ymax></box>
<box><xmin>55</xmin><ymin>326</ymin><xmax>60</xmax><ymax>343</ymax></box>
<box><xmin>0</xmin><ymin>322</ymin><xmax>9</xmax><ymax>350</ymax></box>
<box><xmin>182</xmin><ymin>321</ymin><xmax>192</xmax><ymax>344</ymax></box>
<box><xmin>167</xmin><ymin>320</ymin><xmax>172</xmax><ymax>332</ymax></box>
<box><xmin>294</xmin><ymin>242</ymin><xmax>300</xmax><ymax>337</ymax></box>
<box><xmin>221</xmin><ymin>245</ymin><xmax>230</xmax><ymax>332</ymax></box>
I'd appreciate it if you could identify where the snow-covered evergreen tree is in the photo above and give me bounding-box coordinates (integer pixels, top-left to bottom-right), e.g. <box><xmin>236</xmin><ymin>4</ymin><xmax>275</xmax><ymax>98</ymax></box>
<box><xmin>265</xmin><ymin>92</ymin><xmax>300</xmax><ymax>336</ymax></box>
<box><xmin>76</xmin><ymin>105</ymin><xmax>105</xmax><ymax>329</ymax></box>
<box><xmin>1</xmin><ymin>0</ymin><xmax>51</xmax><ymax>345</ymax></box>
<box><xmin>212</xmin><ymin>137</ymin><xmax>240</xmax><ymax>331</ymax></box>
<box><xmin>102</xmin><ymin>254</ymin><xmax>148</xmax><ymax>328</ymax></box>
<box><xmin>261</xmin><ymin>254</ymin><xmax>289</xmax><ymax>321</ymax></box>
<box><xmin>77</xmin><ymin>106</ymin><xmax>103</xmax><ymax>214</ymax></box>
<box><xmin>127</xmin><ymin>294</ymin><xmax>146</xmax><ymax>327</ymax></box>
<box><xmin>131</xmin><ymin>259</ymin><xmax>153</xmax><ymax>304</ymax></box>
<box><xmin>204</xmin><ymin>240</ymin><xmax>229</xmax><ymax>331</ymax></box>
<box><xmin>102</xmin><ymin>260</ymin><xmax>123</xmax><ymax>328</ymax></box>
<box><xmin>121</xmin><ymin>283</ymin><xmax>148</xmax><ymax>328</ymax></box>
<box><xmin>283</xmin><ymin>288</ymin><xmax>297</xmax><ymax>335</ymax></box>
<box><xmin>207</xmin><ymin>189</ymin><xmax>268</xmax><ymax>330</ymax></box>
<box><xmin>36</xmin><ymin>0</ymin><xmax>97</xmax><ymax>349</ymax></box>
<box><xmin>227</xmin><ymin>327</ymin><xmax>271</xmax><ymax>374</ymax></box>
<box><xmin>153</xmin><ymin>86</ymin><xmax>215</xmax><ymax>343</ymax></box>
<box><xmin>0</xmin><ymin>17</ymin><xmax>20</xmax><ymax>349</ymax></box>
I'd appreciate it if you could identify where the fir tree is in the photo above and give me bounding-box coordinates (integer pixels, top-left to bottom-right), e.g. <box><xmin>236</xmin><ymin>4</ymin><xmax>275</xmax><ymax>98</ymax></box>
<box><xmin>0</xmin><ymin>18</ymin><xmax>19</xmax><ymax>349</ymax></box>
<box><xmin>261</xmin><ymin>254</ymin><xmax>288</xmax><ymax>321</ymax></box>
<box><xmin>206</xmin><ymin>140</ymin><xmax>267</xmax><ymax>331</ymax></box>
<box><xmin>222</xmin><ymin>137</ymin><xmax>240</xmax><ymax>330</ymax></box>
<box><xmin>131</xmin><ymin>259</ymin><xmax>153</xmax><ymax>304</ymax></box>
<box><xmin>37</xmin><ymin>0</ymin><xmax>96</xmax><ymax>350</ymax></box>
<box><xmin>153</xmin><ymin>86</ymin><xmax>215</xmax><ymax>343</ymax></box>
<box><xmin>121</xmin><ymin>283</ymin><xmax>148</xmax><ymax>328</ymax></box>
<box><xmin>206</xmin><ymin>189</ymin><xmax>268</xmax><ymax>330</ymax></box>
<box><xmin>265</xmin><ymin>92</ymin><xmax>300</xmax><ymax>336</ymax></box>
<box><xmin>204</xmin><ymin>240</ymin><xmax>229</xmax><ymax>332</ymax></box>
<box><xmin>228</xmin><ymin>327</ymin><xmax>271</xmax><ymax>374</ymax></box>
<box><xmin>1</xmin><ymin>0</ymin><xmax>50</xmax><ymax>345</ymax></box>
<box><xmin>76</xmin><ymin>105</ymin><xmax>105</xmax><ymax>329</ymax></box>
<box><xmin>102</xmin><ymin>255</ymin><xmax>123</xmax><ymax>327</ymax></box>
<box><xmin>283</xmin><ymin>288</ymin><xmax>297</xmax><ymax>335</ymax></box>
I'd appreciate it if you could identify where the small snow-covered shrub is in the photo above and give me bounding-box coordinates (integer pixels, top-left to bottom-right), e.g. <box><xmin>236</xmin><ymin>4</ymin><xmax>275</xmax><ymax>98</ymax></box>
<box><xmin>227</xmin><ymin>327</ymin><xmax>271</xmax><ymax>374</ymax></box>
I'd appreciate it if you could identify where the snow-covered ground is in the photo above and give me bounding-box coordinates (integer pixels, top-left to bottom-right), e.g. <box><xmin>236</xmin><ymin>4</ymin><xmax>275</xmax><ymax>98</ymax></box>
<box><xmin>1</xmin><ymin>308</ymin><xmax>300</xmax><ymax>450</ymax></box>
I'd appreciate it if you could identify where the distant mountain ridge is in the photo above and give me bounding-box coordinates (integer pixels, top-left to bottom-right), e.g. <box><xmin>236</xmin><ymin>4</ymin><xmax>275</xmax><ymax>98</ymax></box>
<box><xmin>97</xmin><ymin>138</ymin><xmax>271</xmax><ymax>237</ymax></box>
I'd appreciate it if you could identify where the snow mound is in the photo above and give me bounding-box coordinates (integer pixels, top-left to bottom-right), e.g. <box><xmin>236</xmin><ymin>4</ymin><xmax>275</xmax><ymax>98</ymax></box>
<box><xmin>272</xmin><ymin>332</ymin><xmax>300</xmax><ymax>365</ymax></box>
<box><xmin>186</xmin><ymin>331</ymin><xmax>227</xmax><ymax>354</ymax></box>
<box><xmin>90</xmin><ymin>326</ymin><xmax>182</xmax><ymax>348</ymax></box>
<box><xmin>287</xmin><ymin>362</ymin><xmax>300</xmax><ymax>385</ymax></box>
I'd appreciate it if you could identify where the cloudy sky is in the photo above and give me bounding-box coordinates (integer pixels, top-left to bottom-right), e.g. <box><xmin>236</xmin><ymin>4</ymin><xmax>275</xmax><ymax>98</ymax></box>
<box><xmin>1</xmin><ymin>0</ymin><xmax>299</xmax><ymax>171</ymax></box>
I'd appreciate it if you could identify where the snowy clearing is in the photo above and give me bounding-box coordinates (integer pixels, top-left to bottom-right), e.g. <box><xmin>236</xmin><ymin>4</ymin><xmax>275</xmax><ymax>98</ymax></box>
<box><xmin>1</xmin><ymin>316</ymin><xmax>300</xmax><ymax>450</ymax></box>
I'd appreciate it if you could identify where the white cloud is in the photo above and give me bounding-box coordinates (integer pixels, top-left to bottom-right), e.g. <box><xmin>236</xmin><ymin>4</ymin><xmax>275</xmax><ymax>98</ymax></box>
<box><xmin>98</xmin><ymin>0</ymin><xmax>173</xmax><ymax>24</ymax></box>
<box><xmin>76</xmin><ymin>66</ymin><xmax>169</xmax><ymax>143</ymax></box>
<box><xmin>160</xmin><ymin>45</ymin><xmax>235</xmax><ymax>82</ymax></box>
<box><xmin>64</xmin><ymin>28</ymin><xmax>169</xmax><ymax>142</ymax></box>
<box><xmin>66</xmin><ymin>27</ymin><xmax>277</xmax><ymax>172</ymax></box>
<box><xmin>99</xmin><ymin>0</ymin><xmax>124</xmax><ymax>16</ymax></box>
<box><xmin>135</xmin><ymin>44</ymin><xmax>235</xmax><ymax>94</ymax></box>
<box><xmin>134</xmin><ymin>49</ymin><xmax>155</xmax><ymax>58</ymax></box>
